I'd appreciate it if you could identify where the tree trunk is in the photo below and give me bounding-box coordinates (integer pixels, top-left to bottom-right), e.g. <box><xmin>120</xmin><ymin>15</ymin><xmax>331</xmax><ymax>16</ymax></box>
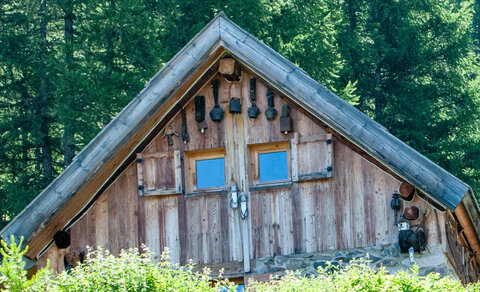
<box><xmin>373</xmin><ymin>0</ymin><xmax>385</xmax><ymax>124</ymax></box>
<box><xmin>39</xmin><ymin>0</ymin><xmax>53</xmax><ymax>185</ymax></box>
<box><xmin>63</xmin><ymin>0</ymin><xmax>76</xmax><ymax>167</ymax></box>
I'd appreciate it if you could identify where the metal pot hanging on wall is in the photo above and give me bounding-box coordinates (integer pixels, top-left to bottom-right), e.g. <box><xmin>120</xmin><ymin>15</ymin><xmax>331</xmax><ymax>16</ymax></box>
<box><xmin>265</xmin><ymin>89</ymin><xmax>277</xmax><ymax>120</ymax></box>
<box><xmin>404</xmin><ymin>206</ymin><xmax>420</xmax><ymax>221</ymax></box>
<box><xmin>247</xmin><ymin>78</ymin><xmax>260</xmax><ymax>118</ymax></box>
<box><xmin>210</xmin><ymin>79</ymin><xmax>224</xmax><ymax>122</ymax></box>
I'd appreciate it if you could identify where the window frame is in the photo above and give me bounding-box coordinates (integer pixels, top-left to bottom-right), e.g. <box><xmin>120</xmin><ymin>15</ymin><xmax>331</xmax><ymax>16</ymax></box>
<box><xmin>248</xmin><ymin>141</ymin><xmax>291</xmax><ymax>187</ymax></box>
<box><xmin>136</xmin><ymin>150</ymin><xmax>182</xmax><ymax>196</ymax></box>
<box><xmin>291</xmin><ymin>133</ymin><xmax>333</xmax><ymax>182</ymax></box>
<box><xmin>184</xmin><ymin>148</ymin><xmax>228</xmax><ymax>194</ymax></box>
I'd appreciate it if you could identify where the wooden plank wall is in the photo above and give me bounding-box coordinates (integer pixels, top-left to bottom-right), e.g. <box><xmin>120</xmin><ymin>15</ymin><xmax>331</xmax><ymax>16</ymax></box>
<box><xmin>37</xmin><ymin>67</ymin><xmax>447</xmax><ymax>273</ymax></box>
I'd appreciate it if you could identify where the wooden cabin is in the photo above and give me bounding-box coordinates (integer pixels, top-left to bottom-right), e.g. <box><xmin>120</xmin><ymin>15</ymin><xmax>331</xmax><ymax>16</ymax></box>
<box><xmin>2</xmin><ymin>13</ymin><xmax>480</xmax><ymax>284</ymax></box>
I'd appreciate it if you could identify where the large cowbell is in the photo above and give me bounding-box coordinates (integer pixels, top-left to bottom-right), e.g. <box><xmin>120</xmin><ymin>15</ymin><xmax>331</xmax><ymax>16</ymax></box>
<box><xmin>265</xmin><ymin>89</ymin><xmax>277</xmax><ymax>120</ymax></box>
<box><xmin>229</xmin><ymin>98</ymin><xmax>242</xmax><ymax>114</ymax></box>
<box><xmin>280</xmin><ymin>104</ymin><xmax>292</xmax><ymax>134</ymax></box>
<box><xmin>247</xmin><ymin>78</ymin><xmax>260</xmax><ymax>118</ymax></box>
<box><xmin>195</xmin><ymin>95</ymin><xmax>208</xmax><ymax>132</ymax></box>
<box><xmin>210</xmin><ymin>79</ymin><xmax>224</xmax><ymax>122</ymax></box>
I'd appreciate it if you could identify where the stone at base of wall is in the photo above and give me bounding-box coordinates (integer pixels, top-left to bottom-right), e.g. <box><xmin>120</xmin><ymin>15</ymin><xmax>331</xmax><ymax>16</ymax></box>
<box><xmin>250</xmin><ymin>244</ymin><xmax>456</xmax><ymax>279</ymax></box>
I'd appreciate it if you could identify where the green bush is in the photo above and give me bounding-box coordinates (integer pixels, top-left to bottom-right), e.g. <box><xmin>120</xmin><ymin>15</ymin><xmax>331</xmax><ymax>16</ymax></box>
<box><xmin>1</xmin><ymin>237</ymin><xmax>479</xmax><ymax>291</ymax></box>
<box><xmin>248</xmin><ymin>261</ymin><xmax>480</xmax><ymax>292</ymax></box>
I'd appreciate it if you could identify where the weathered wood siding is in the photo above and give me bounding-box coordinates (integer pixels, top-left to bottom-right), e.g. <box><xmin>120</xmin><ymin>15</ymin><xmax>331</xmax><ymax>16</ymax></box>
<box><xmin>38</xmin><ymin>68</ymin><xmax>447</xmax><ymax>273</ymax></box>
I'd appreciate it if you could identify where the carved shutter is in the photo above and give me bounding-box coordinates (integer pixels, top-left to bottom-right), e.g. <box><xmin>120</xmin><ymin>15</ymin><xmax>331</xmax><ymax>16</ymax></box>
<box><xmin>136</xmin><ymin>150</ymin><xmax>182</xmax><ymax>196</ymax></box>
<box><xmin>291</xmin><ymin>133</ymin><xmax>333</xmax><ymax>182</ymax></box>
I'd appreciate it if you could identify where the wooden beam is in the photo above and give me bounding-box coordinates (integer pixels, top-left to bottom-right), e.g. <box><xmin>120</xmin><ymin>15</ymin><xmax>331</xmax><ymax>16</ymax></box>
<box><xmin>455</xmin><ymin>202</ymin><xmax>480</xmax><ymax>263</ymax></box>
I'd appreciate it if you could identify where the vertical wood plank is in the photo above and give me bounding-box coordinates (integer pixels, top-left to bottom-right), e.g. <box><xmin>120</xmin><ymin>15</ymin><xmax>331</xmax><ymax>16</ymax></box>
<box><xmin>291</xmin><ymin>184</ymin><xmax>303</xmax><ymax>254</ymax></box>
<box><xmin>174</xmin><ymin>150</ymin><xmax>182</xmax><ymax>193</ymax></box>
<box><xmin>291</xmin><ymin>133</ymin><xmax>299</xmax><ymax>182</ymax></box>
<box><xmin>373</xmin><ymin>166</ymin><xmax>389</xmax><ymax>245</ymax></box>
<box><xmin>136</xmin><ymin>154</ymin><xmax>144</xmax><ymax>196</ymax></box>
<box><xmin>164</xmin><ymin>196</ymin><xmax>180</xmax><ymax>263</ymax></box>
<box><xmin>124</xmin><ymin>164</ymin><xmax>139</xmax><ymax>249</ymax></box>
<box><xmin>94</xmin><ymin>192</ymin><xmax>109</xmax><ymax>248</ymax></box>
<box><xmin>326</xmin><ymin>133</ymin><xmax>333</xmax><ymax>177</ymax></box>
<box><xmin>144</xmin><ymin>197</ymin><xmax>161</xmax><ymax>262</ymax></box>
<box><xmin>362</xmin><ymin>159</ymin><xmax>376</xmax><ymax>246</ymax></box>
<box><xmin>107</xmin><ymin>181</ymin><xmax>120</xmax><ymax>255</ymax></box>
<box><xmin>334</xmin><ymin>141</ymin><xmax>349</xmax><ymax>250</ymax></box>
<box><xmin>351</xmin><ymin>151</ymin><xmax>365</xmax><ymax>247</ymax></box>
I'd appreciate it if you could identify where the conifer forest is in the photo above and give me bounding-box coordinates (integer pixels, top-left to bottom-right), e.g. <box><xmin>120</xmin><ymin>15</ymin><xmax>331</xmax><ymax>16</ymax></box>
<box><xmin>1</xmin><ymin>0</ymin><xmax>480</xmax><ymax>229</ymax></box>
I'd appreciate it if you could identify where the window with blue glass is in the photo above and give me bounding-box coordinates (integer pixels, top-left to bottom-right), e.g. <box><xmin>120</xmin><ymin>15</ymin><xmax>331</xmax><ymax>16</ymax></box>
<box><xmin>259</xmin><ymin>151</ymin><xmax>288</xmax><ymax>182</ymax></box>
<box><xmin>196</xmin><ymin>158</ymin><xmax>226</xmax><ymax>189</ymax></box>
<box><xmin>249</xmin><ymin>142</ymin><xmax>290</xmax><ymax>185</ymax></box>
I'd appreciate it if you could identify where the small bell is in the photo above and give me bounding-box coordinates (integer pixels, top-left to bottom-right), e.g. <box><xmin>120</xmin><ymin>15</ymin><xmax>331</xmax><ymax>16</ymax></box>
<box><xmin>198</xmin><ymin>121</ymin><xmax>208</xmax><ymax>133</ymax></box>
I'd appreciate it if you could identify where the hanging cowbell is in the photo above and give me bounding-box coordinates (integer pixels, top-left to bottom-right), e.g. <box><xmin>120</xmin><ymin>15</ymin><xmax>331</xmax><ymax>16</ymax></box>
<box><xmin>247</xmin><ymin>78</ymin><xmax>260</xmax><ymax>118</ymax></box>
<box><xmin>195</xmin><ymin>95</ymin><xmax>205</xmax><ymax>122</ymax></box>
<box><xmin>210</xmin><ymin>79</ymin><xmax>224</xmax><ymax>122</ymax></box>
<box><xmin>280</xmin><ymin>104</ymin><xmax>292</xmax><ymax>134</ymax></box>
<box><xmin>229</xmin><ymin>98</ymin><xmax>242</xmax><ymax>114</ymax></box>
<box><xmin>390</xmin><ymin>193</ymin><xmax>401</xmax><ymax>225</ymax></box>
<box><xmin>265</xmin><ymin>89</ymin><xmax>277</xmax><ymax>120</ymax></box>
<box><xmin>195</xmin><ymin>95</ymin><xmax>208</xmax><ymax>133</ymax></box>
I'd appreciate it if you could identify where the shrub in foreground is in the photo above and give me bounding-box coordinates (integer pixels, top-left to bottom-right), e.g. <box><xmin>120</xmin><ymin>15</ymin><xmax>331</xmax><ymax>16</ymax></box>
<box><xmin>248</xmin><ymin>261</ymin><xmax>480</xmax><ymax>292</ymax></box>
<box><xmin>1</xmin><ymin>237</ymin><xmax>479</xmax><ymax>291</ymax></box>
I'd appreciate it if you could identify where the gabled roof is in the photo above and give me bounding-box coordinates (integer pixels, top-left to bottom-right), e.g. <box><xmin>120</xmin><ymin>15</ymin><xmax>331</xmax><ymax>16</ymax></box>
<box><xmin>1</xmin><ymin>12</ymin><xmax>477</xmax><ymax>256</ymax></box>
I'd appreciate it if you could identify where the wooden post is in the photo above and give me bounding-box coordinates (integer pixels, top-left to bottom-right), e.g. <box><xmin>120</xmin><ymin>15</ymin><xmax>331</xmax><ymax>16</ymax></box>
<box><xmin>233</xmin><ymin>113</ymin><xmax>251</xmax><ymax>272</ymax></box>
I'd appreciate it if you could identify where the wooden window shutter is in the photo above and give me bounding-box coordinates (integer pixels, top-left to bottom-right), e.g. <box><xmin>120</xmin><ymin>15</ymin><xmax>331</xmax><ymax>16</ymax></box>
<box><xmin>291</xmin><ymin>133</ymin><xmax>333</xmax><ymax>182</ymax></box>
<box><xmin>136</xmin><ymin>150</ymin><xmax>182</xmax><ymax>196</ymax></box>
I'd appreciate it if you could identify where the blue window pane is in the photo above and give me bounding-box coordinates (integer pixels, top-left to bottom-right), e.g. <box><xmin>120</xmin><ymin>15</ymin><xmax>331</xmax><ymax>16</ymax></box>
<box><xmin>259</xmin><ymin>151</ymin><xmax>288</xmax><ymax>182</ymax></box>
<box><xmin>196</xmin><ymin>158</ymin><xmax>225</xmax><ymax>189</ymax></box>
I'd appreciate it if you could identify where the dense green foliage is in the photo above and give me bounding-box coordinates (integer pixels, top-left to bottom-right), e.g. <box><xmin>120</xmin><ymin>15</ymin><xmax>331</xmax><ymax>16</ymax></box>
<box><xmin>1</xmin><ymin>0</ymin><xmax>480</xmax><ymax>228</ymax></box>
<box><xmin>1</xmin><ymin>239</ymin><xmax>479</xmax><ymax>291</ymax></box>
